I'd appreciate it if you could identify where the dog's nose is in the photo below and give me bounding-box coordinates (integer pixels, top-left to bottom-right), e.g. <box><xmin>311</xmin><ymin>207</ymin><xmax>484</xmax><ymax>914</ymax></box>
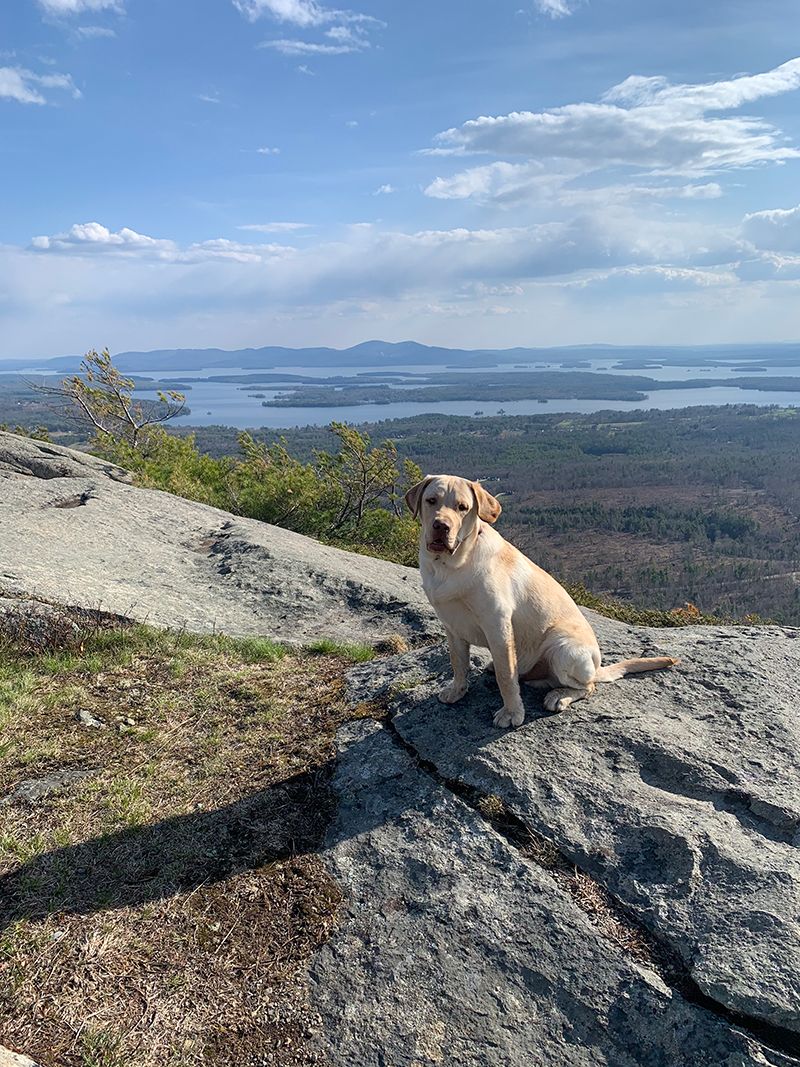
<box><xmin>432</xmin><ymin>518</ymin><xmax>450</xmax><ymax>533</ymax></box>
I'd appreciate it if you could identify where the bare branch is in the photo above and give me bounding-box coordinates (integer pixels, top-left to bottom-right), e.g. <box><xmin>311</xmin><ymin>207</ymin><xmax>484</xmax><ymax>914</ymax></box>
<box><xmin>29</xmin><ymin>348</ymin><xmax>187</xmax><ymax>452</ymax></box>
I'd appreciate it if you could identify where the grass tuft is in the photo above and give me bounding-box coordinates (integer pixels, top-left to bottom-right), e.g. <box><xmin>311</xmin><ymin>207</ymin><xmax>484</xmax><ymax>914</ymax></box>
<box><xmin>306</xmin><ymin>638</ymin><xmax>376</xmax><ymax>662</ymax></box>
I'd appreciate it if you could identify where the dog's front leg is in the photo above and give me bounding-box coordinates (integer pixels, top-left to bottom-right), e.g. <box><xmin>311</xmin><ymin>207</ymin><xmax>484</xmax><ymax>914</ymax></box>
<box><xmin>438</xmin><ymin>629</ymin><xmax>470</xmax><ymax>704</ymax></box>
<box><xmin>486</xmin><ymin>620</ymin><xmax>525</xmax><ymax>728</ymax></box>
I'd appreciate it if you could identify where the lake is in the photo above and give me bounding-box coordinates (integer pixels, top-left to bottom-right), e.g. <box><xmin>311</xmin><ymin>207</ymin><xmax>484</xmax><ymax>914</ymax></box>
<box><xmin>18</xmin><ymin>358</ymin><xmax>800</xmax><ymax>429</ymax></box>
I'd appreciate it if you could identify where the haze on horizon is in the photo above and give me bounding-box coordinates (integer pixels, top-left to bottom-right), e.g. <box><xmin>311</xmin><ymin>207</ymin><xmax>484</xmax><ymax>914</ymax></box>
<box><xmin>3</xmin><ymin>0</ymin><xmax>800</xmax><ymax>361</ymax></box>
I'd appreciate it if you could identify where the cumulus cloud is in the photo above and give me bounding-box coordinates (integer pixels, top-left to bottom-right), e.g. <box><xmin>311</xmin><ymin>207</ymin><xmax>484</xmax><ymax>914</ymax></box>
<box><xmin>256</xmin><ymin>145</ymin><xmax>281</xmax><ymax>153</ymax></box>
<box><xmin>30</xmin><ymin>222</ymin><xmax>294</xmax><ymax>263</ymax></box>
<box><xmin>742</xmin><ymin>204</ymin><xmax>800</xmax><ymax>252</ymax></box>
<box><xmin>373</xmin><ymin>184</ymin><xmax>396</xmax><ymax>195</ymax></box>
<box><xmin>0</xmin><ymin>66</ymin><xmax>80</xmax><ymax>105</ymax></box>
<box><xmin>31</xmin><ymin>222</ymin><xmax>171</xmax><ymax>253</ymax></box>
<box><xmin>426</xmin><ymin>58</ymin><xmax>800</xmax><ymax>206</ymax></box>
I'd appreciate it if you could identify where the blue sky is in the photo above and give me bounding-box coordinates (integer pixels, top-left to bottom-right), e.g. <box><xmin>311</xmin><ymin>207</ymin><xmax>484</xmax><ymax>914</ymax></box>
<box><xmin>2</xmin><ymin>0</ymin><xmax>800</xmax><ymax>359</ymax></box>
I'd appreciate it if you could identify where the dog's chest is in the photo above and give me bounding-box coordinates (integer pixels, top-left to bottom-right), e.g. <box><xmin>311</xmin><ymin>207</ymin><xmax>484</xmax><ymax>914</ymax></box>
<box><xmin>437</xmin><ymin>602</ymin><xmax>488</xmax><ymax>646</ymax></box>
<box><xmin>422</xmin><ymin>572</ymin><xmax>488</xmax><ymax>646</ymax></box>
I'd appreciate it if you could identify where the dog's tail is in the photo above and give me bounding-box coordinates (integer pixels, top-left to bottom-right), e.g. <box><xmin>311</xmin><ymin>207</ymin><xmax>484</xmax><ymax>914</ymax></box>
<box><xmin>595</xmin><ymin>656</ymin><xmax>679</xmax><ymax>683</ymax></box>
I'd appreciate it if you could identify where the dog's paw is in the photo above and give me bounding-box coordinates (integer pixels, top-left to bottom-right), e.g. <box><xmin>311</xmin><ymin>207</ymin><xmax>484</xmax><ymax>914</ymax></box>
<box><xmin>493</xmin><ymin>704</ymin><xmax>525</xmax><ymax>728</ymax></box>
<box><xmin>438</xmin><ymin>682</ymin><xmax>468</xmax><ymax>704</ymax></box>
<box><xmin>543</xmin><ymin>689</ymin><xmax>573</xmax><ymax>713</ymax></box>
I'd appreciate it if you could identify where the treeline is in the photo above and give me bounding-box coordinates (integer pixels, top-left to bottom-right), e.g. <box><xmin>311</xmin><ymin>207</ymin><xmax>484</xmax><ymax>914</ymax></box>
<box><xmin>518</xmin><ymin>503</ymin><xmax>759</xmax><ymax>545</ymax></box>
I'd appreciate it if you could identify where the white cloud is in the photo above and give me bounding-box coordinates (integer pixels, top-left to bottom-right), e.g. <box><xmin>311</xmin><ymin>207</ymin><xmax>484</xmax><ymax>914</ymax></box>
<box><xmin>587</xmin><ymin>265</ymin><xmax>739</xmax><ymax>289</ymax></box>
<box><xmin>27</xmin><ymin>215</ymin><xmax>740</xmax><ymax>295</ymax></box>
<box><xmin>239</xmin><ymin>0</ymin><xmax>380</xmax><ymax>55</ymax></box>
<box><xmin>326</xmin><ymin>24</ymin><xmax>361</xmax><ymax>43</ymax></box>
<box><xmin>31</xmin><ymin>221</ymin><xmax>169</xmax><ymax>252</ymax></box>
<box><xmin>238</xmin><ymin>222</ymin><xmax>310</xmax><ymax>232</ymax></box>
<box><xmin>534</xmin><ymin>0</ymin><xmax>577</xmax><ymax>17</ymax></box>
<box><xmin>30</xmin><ymin>221</ymin><xmax>294</xmax><ymax>263</ymax></box>
<box><xmin>427</xmin><ymin>58</ymin><xmax>800</xmax><ymax>205</ymax></box>
<box><xmin>427</xmin><ymin>163</ymin><xmax>725</xmax><ymax>206</ymax></box>
<box><xmin>232</xmin><ymin>0</ymin><xmax>372</xmax><ymax>27</ymax></box>
<box><xmin>259</xmin><ymin>37</ymin><xmax>362</xmax><ymax>54</ymax></box>
<box><xmin>12</xmin><ymin>208</ymin><xmax>800</xmax><ymax>356</ymax></box>
<box><xmin>197</xmin><ymin>92</ymin><xmax>221</xmax><ymax>104</ymax></box>
<box><xmin>296</xmin><ymin>64</ymin><xmax>314</xmax><ymax>75</ymax></box>
<box><xmin>233</xmin><ymin>0</ymin><xmax>331</xmax><ymax>25</ymax></box>
<box><xmin>373</xmin><ymin>184</ymin><xmax>396</xmax><ymax>195</ymax></box>
<box><xmin>37</xmin><ymin>0</ymin><xmax>122</xmax><ymax>14</ymax></box>
<box><xmin>73</xmin><ymin>24</ymin><xmax>116</xmax><ymax>38</ymax></box>
<box><xmin>0</xmin><ymin>66</ymin><xmax>80</xmax><ymax>105</ymax></box>
<box><xmin>603</xmin><ymin>59</ymin><xmax>800</xmax><ymax>113</ymax></box>
<box><xmin>560</xmin><ymin>181</ymin><xmax>725</xmax><ymax>206</ymax></box>
<box><xmin>742</xmin><ymin>204</ymin><xmax>800</xmax><ymax>252</ymax></box>
<box><xmin>425</xmin><ymin>161</ymin><xmax>550</xmax><ymax>202</ymax></box>
<box><xmin>664</xmin><ymin>182</ymin><xmax>723</xmax><ymax>200</ymax></box>
<box><xmin>256</xmin><ymin>145</ymin><xmax>281</xmax><ymax>153</ymax></box>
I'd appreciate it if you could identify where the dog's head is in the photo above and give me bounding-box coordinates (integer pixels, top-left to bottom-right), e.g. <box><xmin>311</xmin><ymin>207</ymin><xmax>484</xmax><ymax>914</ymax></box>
<box><xmin>405</xmin><ymin>474</ymin><xmax>501</xmax><ymax>555</ymax></box>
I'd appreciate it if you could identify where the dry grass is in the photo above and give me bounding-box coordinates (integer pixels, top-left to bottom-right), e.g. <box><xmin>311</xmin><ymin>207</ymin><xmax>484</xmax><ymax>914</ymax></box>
<box><xmin>0</xmin><ymin>613</ymin><xmax>368</xmax><ymax>1067</ymax></box>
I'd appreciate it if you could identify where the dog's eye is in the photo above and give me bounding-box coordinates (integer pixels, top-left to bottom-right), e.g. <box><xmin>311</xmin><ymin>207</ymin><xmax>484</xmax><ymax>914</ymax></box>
<box><xmin>458</xmin><ymin>502</ymin><xmax>469</xmax><ymax>512</ymax></box>
<box><xmin>425</xmin><ymin>497</ymin><xmax>437</xmax><ymax>505</ymax></box>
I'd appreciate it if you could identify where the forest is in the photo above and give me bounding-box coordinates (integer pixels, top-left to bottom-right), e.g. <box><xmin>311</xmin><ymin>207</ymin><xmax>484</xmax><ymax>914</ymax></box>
<box><xmin>180</xmin><ymin>405</ymin><xmax>800</xmax><ymax>623</ymax></box>
<box><xmin>260</xmin><ymin>371</ymin><xmax>800</xmax><ymax>407</ymax></box>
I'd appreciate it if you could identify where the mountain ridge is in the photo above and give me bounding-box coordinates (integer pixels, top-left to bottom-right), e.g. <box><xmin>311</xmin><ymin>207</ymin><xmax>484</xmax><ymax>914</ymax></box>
<box><xmin>5</xmin><ymin>338</ymin><xmax>800</xmax><ymax>373</ymax></box>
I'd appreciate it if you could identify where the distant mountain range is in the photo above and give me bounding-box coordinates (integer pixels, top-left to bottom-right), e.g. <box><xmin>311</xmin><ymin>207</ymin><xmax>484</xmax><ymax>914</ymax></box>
<box><xmin>4</xmin><ymin>339</ymin><xmax>800</xmax><ymax>373</ymax></box>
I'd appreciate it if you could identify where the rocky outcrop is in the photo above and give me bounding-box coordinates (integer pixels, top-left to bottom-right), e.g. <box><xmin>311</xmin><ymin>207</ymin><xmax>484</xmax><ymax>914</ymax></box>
<box><xmin>0</xmin><ymin>434</ymin><xmax>133</xmax><ymax>483</ymax></box>
<box><xmin>336</xmin><ymin>621</ymin><xmax>800</xmax><ymax>1061</ymax></box>
<box><xmin>311</xmin><ymin>718</ymin><xmax>797</xmax><ymax>1066</ymax></box>
<box><xmin>0</xmin><ymin>431</ymin><xmax>439</xmax><ymax>645</ymax></box>
<box><xmin>2</xmin><ymin>431</ymin><xmax>799</xmax><ymax>1065</ymax></box>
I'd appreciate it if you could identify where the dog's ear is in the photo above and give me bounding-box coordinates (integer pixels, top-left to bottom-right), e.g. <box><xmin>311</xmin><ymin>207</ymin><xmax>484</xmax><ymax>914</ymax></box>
<box><xmin>405</xmin><ymin>476</ymin><xmax>433</xmax><ymax>518</ymax></box>
<box><xmin>470</xmin><ymin>481</ymin><xmax>502</xmax><ymax>524</ymax></box>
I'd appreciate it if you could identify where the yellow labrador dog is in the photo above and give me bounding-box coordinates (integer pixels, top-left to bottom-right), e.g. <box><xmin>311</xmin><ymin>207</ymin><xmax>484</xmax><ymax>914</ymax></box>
<box><xmin>406</xmin><ymin>475</ymin><xmax>677</xmax><ymax>728</ymax></box>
